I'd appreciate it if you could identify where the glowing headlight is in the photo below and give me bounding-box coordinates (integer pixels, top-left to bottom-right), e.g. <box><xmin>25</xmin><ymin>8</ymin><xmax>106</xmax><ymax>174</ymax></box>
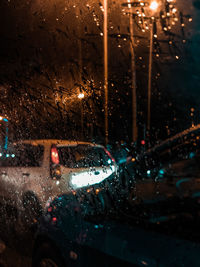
<box><xmin>70</xmin><ymin>169</ymin><xmax>113</xmax><ymax>189</ymax></box>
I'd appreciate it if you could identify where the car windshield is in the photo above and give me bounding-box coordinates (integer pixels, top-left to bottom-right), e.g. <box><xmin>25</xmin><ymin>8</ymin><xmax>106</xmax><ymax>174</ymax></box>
<box><xmin>1</xmin><ymin>0</ymin><xmax>200</xmax><ymax>266</ymax></box>
<box><xmin>58</xmin><ymin>145</ymin><xmax>111</xmax><ymax>168</ymax></box>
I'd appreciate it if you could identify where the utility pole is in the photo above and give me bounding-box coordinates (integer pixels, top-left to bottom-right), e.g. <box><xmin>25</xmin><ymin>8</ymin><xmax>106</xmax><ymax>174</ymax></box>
<box><xmin>129</xmin><ymin>5</ymin><xmax>138</xmax><ymax>143</ymax></box>
<box><xmin>76</xmin><ymin>7</ymin><xmax>84</xmax><ymax>140</ymax></box>
<box><xmin>147</xmin><ymin>1</ymin><xmax>159</xmax><ymax>136</ymax></box>
<box><xmin>147</xmin><ymin>19</ymin><xmax>153</xmax><ymax>132</ymax></box>
<box><xmin>104</xmin><ymin>0</ymin><xmax>108</xmax><ymax>145</ymax></box>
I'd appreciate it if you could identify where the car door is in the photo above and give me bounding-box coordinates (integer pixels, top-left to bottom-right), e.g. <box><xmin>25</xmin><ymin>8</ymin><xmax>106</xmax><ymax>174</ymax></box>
<box><xmin>0</xmin><ymin>144</ymin><xmax>46</xmax><ymax>210</ymax></box>
<box><xmin>14</xmin><ymin>144</ymin><xmax>47</xmax><ymax>207</ymax></box>
<box><xmin>0</xmin><ymin>148</ymin><xmax>22</xmax><ymax>206</ymax></box>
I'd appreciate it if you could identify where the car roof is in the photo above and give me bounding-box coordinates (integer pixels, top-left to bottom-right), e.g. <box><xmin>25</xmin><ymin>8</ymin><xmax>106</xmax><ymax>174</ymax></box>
<box><xmin>146</xmin><ymin>123</ymin><xmax>200</xmax><ymax>154</ymax></box>
<box><xmin>14</xmin><ymin>139</ymin><xmax>104</xmax><ymax>148</ymax></box>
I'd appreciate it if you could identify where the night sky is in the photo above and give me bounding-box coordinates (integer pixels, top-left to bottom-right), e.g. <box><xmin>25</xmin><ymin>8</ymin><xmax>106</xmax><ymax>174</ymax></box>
<box><xmin>0</xmin><ymin>0</ymin><xmax>200</xmax><ymax>143</ymax></box>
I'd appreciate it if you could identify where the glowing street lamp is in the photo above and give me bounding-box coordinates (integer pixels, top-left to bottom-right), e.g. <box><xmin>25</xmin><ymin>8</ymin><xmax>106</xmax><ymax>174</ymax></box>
<box><xmin>78</xmin><ymin>93</ymin><xmax>84</xmax><ymax>99</ymax></box>
<box><xmin>149</xmin><ymin>1</ymin><xmax>159</xmax><ymax>11</ymax></box>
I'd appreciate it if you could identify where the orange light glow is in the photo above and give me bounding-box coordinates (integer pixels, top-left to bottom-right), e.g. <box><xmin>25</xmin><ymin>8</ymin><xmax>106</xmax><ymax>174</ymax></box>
<box><xmin>150</xmin><ymin>1</ymin><xmax>159</xmax><ymax>11</ymax></box>
<box><xmin>78</xmin><ymin>93</ymin><xmax>84</xmax><ymax>99</ymax></box>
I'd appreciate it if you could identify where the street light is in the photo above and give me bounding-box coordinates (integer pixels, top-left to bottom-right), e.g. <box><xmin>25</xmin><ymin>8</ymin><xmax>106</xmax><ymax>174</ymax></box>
<box><xmin>78</xmin><ymin>93</ymin><xmax>84</xmax><ymax>99</ymax></box>
<box><xmin>149</xmin><ymin>1</ymin><xmax>159</xmax><ymax>11</ymax></box>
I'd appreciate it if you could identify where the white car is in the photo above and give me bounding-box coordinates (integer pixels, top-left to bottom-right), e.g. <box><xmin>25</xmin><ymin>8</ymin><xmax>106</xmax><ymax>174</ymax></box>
<box><xmin>0</xmin><ymin>140</ymin><xmax>117</xmax><ymax>227</ymax></box>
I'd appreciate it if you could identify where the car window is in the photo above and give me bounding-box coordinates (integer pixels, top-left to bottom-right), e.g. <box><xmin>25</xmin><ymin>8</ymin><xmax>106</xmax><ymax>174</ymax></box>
<box><xmin>58</xmin><ymin>145</ymin><xmax>112</xmax><ymax>168</ymax></box>
<box><xmin>0</xmin><ymin>144</ymin><xmax>44</xmax><ymax>167</ymax></box>
<box><xmin>162</xmin><ymin>136</ymin><xmax>200</xmax><ymax>178</ymax></box>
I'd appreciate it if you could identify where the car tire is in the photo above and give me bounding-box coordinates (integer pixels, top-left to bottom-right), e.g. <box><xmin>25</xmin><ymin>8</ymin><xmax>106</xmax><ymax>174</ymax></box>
<box><xmin>22</xmin><ymin>192</ymin><xmax>43</xmax><ymax>227</ymax></box>
<box><xmin>32</xmin><ymin>242</ymin><xmax>66</xmax><ymax>267</ymax></box>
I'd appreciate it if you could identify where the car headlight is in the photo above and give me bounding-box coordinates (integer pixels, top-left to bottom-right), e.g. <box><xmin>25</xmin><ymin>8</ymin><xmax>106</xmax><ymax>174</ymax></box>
<box><xmin>70</xmin><ymin>169</ymin><xmax>114</xmax><ymax>189</ymax></box>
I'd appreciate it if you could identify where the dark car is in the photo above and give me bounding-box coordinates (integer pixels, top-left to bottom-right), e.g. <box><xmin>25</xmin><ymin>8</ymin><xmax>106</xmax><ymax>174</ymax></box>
<box><xmin>32</xmin><ymin>189</ymin><xmax>135</xmax><ymax>267</ymax></box>
<box><xmin>32</xmin><ymin>183</ymin><xmax>200</xmax><ymax>267</ymax></box>
<box><xmin>124</xmin><ymin>125</ymin><xmax>200</xmax><ymax>204</ymax></box>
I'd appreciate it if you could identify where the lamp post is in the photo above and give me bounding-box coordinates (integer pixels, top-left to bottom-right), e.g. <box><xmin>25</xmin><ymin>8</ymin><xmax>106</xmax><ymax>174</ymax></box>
<box><xmin>78</xmin><ymin>92</ymin><xmax>85</xmax><ymax>139</ymax></box>
<box><xmin>147</xmin><ymin>18</ymin><xmax>153</xmax><ymax>132</ymax></box>
<box><xmin>104</xmin><ymin>0</ymin><xmax>108</xmax><ymax>145</ymax></box>
<box><xmin>121</xmin><ymin>1</ymin><xmax>138</xmax><ymax>143</ymax></box>
<box><xmin>147</xmin><ymin>1</ymin><xmax>159</xmax><ymax>133</ymax></box>
<box><xmin>75</xmin><ymin>7</ymin><xmax>85</xmax><ymax>140</ymax></box>
<box><xmin>129</xmin><ymin>2</ymin><xmax>138</xmax><ymax>143</ymax></box>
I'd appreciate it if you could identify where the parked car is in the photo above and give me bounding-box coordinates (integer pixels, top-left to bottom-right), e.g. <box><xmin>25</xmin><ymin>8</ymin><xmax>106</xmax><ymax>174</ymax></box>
<box><xmin>118</xmin><ymin>125</ymin><xmax>200</xmax><ymax>211</ymax></box>
<box><xmin>32</xmin><ymin>191</ymin><xmax>200</xmax><ymax>267</ymax></box>
<box><xmin>0</xmin><ymin>140</ymin><xmax>117</xmax><ymax>229</ymax></box>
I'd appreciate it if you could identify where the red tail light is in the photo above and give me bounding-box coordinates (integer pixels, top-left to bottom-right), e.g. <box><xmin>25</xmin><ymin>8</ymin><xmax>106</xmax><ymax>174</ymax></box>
<box><xmin>104</xmin><ymin>149</ymin><xmax>116</xmax><ymax>163</ymax></box>
<box><xmin>51</xmin><ymin>147</ymin><xmax>60</xmax><ymax>164</ymax></box>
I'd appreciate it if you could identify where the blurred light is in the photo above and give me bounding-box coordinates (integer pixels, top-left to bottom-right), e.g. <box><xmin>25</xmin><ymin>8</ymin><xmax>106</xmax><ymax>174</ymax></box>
<box><xmin>48</xmin><ymin>207</ymin><xmax>52</xmax><ymax>212</ymax></box>
<box><xmin>131</xmin><ymin>157</ymin><xmax>136</xmax><ymax>162</ymax></box>
<box><xmin>51</xmin><ymin>147</ymin><xmax>59</xmax><ymax>164</ymax></box>
<box><xmin>107</xmin><ymin>158</ymin><xmax>112</xmax><ymax>164</ymax></box>
<box><xmin>127</xmin><ymin>0</ymin><xmax>131</xmax><ymax>9</ymax></box>
<box><xmin>52</xmin><ymin>217</ymin><xmax>57</xmax><ymax>222</ymax></box>
<box><xmin>189</xmin><ymin>152</ymin><xmax>195</xmax><ymax>159</ymax></box>
<box><xmin>0</xmin><ymin>153</ymin><xmax>2</xmax><ymax>157</ymax></box>
<box><xmin>11</xmin><ymin>154</ymin><xmax>15</xmax><ymax>158</ymax></box>
<box><xmin>6</xmin><ymin>154</ymin><xmax>9</xmax><ymax>158</ymax></box>
<box><xmin>0</xmin><ymin>117</ymin><xmax>2</xmax><ymax>121</ymax></box>
<box><xmin>141</xmin><ymin>140</ymin><xmax>145</xmax><ymax>145</ymax></box>
<box><xmin>69</xmin><ymin>251</ymin><xmax>78</xmax><ymax>260</ymax></box>
<box><xmin>70</xmin><ymin>169</ymin><xmax>113</xmax><ymax>189</ymax></box>
<box><xmin>159</xmin><ymin>169</ymin><xmax>164</xmax><ymax>175</ymax></box>
<box><xmin>104</xmin><ymin>149</ymin><xmax>116</xmax><ymax>163</ymax></box>
<box><xmin>3</xmin><ymin>118</ymin><xmax>8</xmax><ymax>122</ymax></box>
<box><xmin>150</xmin><ymin>1</ymin><xmax>159</xmax><ymax>11</ymax></box>
<box><xmin>158</xmin><ymin>169</ymin><xmax>165</xmax><ymax>178</ymax></box>
<box><xmin>95</xmin><ymin>188</ymin><xmax>100</xmax><ymax>194</ymax></box>
<box><xmin>87</xmin><ymin>188</ymin><xmax>92</xmax><ymax>193</ymax></box>
<box><xmin>147</xmin><ymin>170</ymin><xmax>151</xmax><ymax>175</ymax></box>
<box><xmin>78</xmin><ymin>93</ymin><xmax>84</xmax><ymax>99</ymax></box>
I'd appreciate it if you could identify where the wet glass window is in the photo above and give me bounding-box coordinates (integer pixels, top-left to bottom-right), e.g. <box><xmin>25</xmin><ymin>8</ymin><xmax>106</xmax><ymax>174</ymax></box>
<box><xmin>58</xmin><ymin>145</ymin><xmax>111</xmax><ymax>168</ymax></box>
<box><xmin>1</xmin><ymin>0</ymin><xmax>200</xmax><ymax>266</ymax></box>
<box><xmin>0</xmin><ymin>144</ymin><xmax>44</xmax><ymax>167</ymax></box>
